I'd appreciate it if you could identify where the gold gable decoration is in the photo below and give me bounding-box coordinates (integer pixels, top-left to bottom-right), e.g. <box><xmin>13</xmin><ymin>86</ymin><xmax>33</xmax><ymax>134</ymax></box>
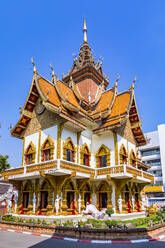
<box><xmin>24</xmin><ymin>141</ymin><xmax>36</xmax><ymax>165</ymax></box>
<box><xmin>119</xmin><ymin>144</ymin><xmax>128</xmax><ymax>164</ymax></box>
<box><xmin>80</xmin><ymin>143</ymin><xmax>91</xmax><ymax>166</ymax></box>
<box><xmin>95</xmin><ymin>144</ymin><xmax>110</xmax><ymax>168</ymax></box>
<box><xmin>41</xmin><ymin>136</ymin><xmax>55</xmax><ymax>161</ymax></box>
<box><xmin>63</xmin><ymin>137</ymin><xmax>76</xmax><ymax>162</ymax></box>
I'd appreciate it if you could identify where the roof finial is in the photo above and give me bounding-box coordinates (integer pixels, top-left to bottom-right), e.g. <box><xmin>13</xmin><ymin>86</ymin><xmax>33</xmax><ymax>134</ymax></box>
<box><xmin>115</xmin><ymin>74</ymin><xmax>120</xmax><ymax>87</ymax></box>
<box><xmin>132</xmin><ymin>75</ymin><xmax>136</xmax><ymax>89</ymax></box>
<box><xmin>50</xmin><ymin>64</ymin><xmax>55</xmax><ymax>76</ymax></box>
<box><xmin>83</xmin><ymin>17</ymin><xmax>87</xmax><ymax>44</ymax></box>
<box><xmin>31</xmin><ymin>57</ymin><xmax>37</xmax><ymax>73</ymax></box>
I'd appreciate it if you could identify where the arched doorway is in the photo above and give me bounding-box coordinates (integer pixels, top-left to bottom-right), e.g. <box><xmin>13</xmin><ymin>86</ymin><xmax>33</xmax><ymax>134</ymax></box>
<box><xmin>123</xmin><ymin>184</ymin><xmax>131</xmax><ymax>213</ymax></box>
<box><xmin>61</xmin><ymin>179</ymin><xmax>77</xmax><ymax>215</ymax></box>
<box><xmin>135</xmin><ymin>186</ymin><xmax>141</xmax><ymax>212</ymax></box>
<box><xmin>97</xmin><ymin>181</ymin><xmax>112</xmax><ymax>210</ymax></box>
<box><xmin>80</xmin><ymin>182</ymin><xmax>91</xmax><ymax>210</ymax></box>
<box><xmin>22</xmin><ymin>181</ymin><xmax>32</xmax><ymax>214</ymax></box>
<box><xmin>39</xmin><ymin>180</ymin><xmax>49</xmax><ymax>215</ymax></box>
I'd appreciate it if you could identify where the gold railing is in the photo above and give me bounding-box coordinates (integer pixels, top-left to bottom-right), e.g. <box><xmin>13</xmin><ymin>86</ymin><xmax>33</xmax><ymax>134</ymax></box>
<box><xmin>1</xmin><ymin>160</ymin><xmax>154</xmax><ymax>183</ymax></box>
<box><xmin>97</xmin><ymin>164</ymin><xmax>154</xmax><ymax>182</ymax></box>
<box><xmin>1</xmin><ymin>167</ymin><xmax>24</xmax><ymax>177</ymax></box>
<box><xmin>97</xmin><ymin>166</ymin><xmax>124</xmax><ymax>175</ymax></box>
<box><xmin>26</xmin><ymin>161</ymin><xmax>57</xmax><ymax>173</ymax></box>
<box><xmin>60</xmin><ymin>160</ymin><xmax>95</xmax><ymax>175</ymax></box>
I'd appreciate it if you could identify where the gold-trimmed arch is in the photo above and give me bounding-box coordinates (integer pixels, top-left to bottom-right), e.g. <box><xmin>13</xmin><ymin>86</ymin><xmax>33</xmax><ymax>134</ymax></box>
<box><xmin>63</xmin><ymin>137</ymin><xmax>76</xmax><ymax>162</ymax></box>
<box><xmin>119</xmin><ymin>144</ymin><xmax>128</xmax><ymax>164</ymax></box>
<box><xmin>80</xmin><ymin>143</ymin><xmax>91</xmax><ymax>166</ymax></box>
<box><xmin>95</xmin><ymin>144</ymin><xmax>110</xmax><ymax>168</ymax></box>
<box><xmin>41</xmin><ymin>136</ymin><xmax>55</xmax><ymax>161</ymax></box>
<box><xmin>97</xmin><ymin>181</ymin><xmax>112</xmax><ymax>210</ymax></box>
<box><xmin>24</xmin><ymin>141</ymin><xmax>36</xmax><ymax>164</ymax></box>
<box><xmin>129</xmin><ymin>149</ymin><xmax>136</xmax><ymax>167</ymax></box>
<box><xmin>23</xmin><ymin>180</ymin><xmax>33</xmax><ymax>192</ymax></box>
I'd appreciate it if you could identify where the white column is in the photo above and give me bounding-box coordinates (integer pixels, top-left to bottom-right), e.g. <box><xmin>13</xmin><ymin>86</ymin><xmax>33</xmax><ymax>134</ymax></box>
<box><xmin>111</xmin><ymin>184</ymin><xmax>116</xmax><ymax>213</ymax></box>
<box><xmin>78</xmin><ymin>194</ymin><xmax>81</xmax><ymax>213</ymax></box>
<box><xmin>33</xmin><ymin>193</ymin><xmax>36</xmax><ymax>213</ymax></box>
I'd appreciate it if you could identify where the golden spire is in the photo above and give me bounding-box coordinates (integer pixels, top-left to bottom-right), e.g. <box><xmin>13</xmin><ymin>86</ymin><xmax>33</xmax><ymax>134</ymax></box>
<box><xmin>31</xmin><ymin>57</ymin><xmax>37</xmax><ymax>73</ymax></box>
<box><xmin>83</xmin><ymin>17</ymin><xmax>87</xmax><ymax>43</ymax></box>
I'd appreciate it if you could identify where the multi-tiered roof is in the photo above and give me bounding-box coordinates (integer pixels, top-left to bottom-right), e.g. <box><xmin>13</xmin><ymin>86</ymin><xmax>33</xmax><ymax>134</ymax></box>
<box><xmin>11</xmin><ymin>19</ymin><xmax>146</xmax><ymax>146</ymax></box>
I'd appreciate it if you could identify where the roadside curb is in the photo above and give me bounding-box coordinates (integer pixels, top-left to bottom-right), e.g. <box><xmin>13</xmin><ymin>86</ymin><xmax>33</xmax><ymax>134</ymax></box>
<box><xmin>0</xmin><ymin>228</ymin><xmax>164</xmax><ymax>244</ymax></box>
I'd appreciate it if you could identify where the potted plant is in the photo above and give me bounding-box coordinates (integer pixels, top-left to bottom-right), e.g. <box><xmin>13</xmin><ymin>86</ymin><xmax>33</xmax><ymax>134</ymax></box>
<box><xmin>106</xmin><ymin>208</ymin><xmax>114</xmax><ymax>217</ymax></box>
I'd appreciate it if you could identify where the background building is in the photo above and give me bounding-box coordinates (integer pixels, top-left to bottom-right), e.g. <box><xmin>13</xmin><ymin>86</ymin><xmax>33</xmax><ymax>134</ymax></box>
<box><xmin>139</xmin><ymin>124</ymin><xmax>165</xmax><ymax>206</ymax></box>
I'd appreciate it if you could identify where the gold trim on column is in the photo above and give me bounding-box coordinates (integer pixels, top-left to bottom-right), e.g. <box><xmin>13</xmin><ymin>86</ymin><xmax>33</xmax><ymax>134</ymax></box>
<box><xmin>37</xmin><ymin>130</ymin><xmax>41</xmax><ymax>163</ymax></box>
<box><xmin>57</xmin><ymin>123</ymin><xmax>64</xmax><ymax>159</ymax></box>
<box><xmin>77</xmin><ymin>132</ymin><xmax>81</xmax><ymax>163</ymax></box>
<box><xmin>113</xmin><ymin>132</ymin><xmax>118</xmax><ymax>165</ymax></box>
<box><xmin>22</xmin><ymin>137</ymin><xmax>25</xmax><ymax>166</ymax></box>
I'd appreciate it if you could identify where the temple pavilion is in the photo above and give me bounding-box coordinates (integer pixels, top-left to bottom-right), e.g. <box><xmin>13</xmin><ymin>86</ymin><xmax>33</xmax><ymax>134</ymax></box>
<box><xmin>1</xmin><ymin>19</ymin><xmax>154</xmax><ymax>216</ymax></box>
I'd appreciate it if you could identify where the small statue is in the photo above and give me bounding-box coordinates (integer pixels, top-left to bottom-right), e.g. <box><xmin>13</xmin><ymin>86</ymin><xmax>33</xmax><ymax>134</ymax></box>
<box><xmin>55</xmin><ymin>194</ymin><xmax>60</xmax><ymax>215</ymax></box>
<box><xmin>131</xmin><ymin>195</ymin><xmax>135</xmax><ymax>211</ymax></box>
<box><xmin>33</xmin><ymin>193</ymin><xmax>36</xmax><ymax>213</ymax></box>
<box><xmin>118</xmin><ymin>195</ymin><xmax>122</xmax><ymax>213</ymax></box>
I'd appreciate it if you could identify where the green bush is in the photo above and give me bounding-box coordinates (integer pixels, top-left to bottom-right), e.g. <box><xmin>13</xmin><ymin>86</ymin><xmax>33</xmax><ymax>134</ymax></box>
<box><xmin>37</xmin><ymin>219</ymin><xmax>41</xmax><ymax>224</ymax></box>
<box><xmin>63</xmin><ymin>220</ymin><xmax>74</xmax><ymax>227</ymax></box>
<box><xmin>2</xmin><ymin>215</ymin><xmax>16</xmax><ymax>222</ymax></box>
<box><xmin>106</xmin><ymin>208</ymin><xmax>114</xmax><ymax>216</ymax></box>
<box><xmin>105</xmin><ymin>220</ymin><xmax>118</xmax><ymax>228</ymax></box>
<box><xmin>42</xmin><ymin>219</ymin><xmax>47</xmax><ymax>225</ymax></box>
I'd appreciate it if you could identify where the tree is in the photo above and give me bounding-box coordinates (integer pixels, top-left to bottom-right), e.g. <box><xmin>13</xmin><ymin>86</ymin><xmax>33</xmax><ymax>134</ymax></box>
<box><xmin>0</xmin><ymin>154</ymin><xmax>10</xmax><ymax>173</ymax></box>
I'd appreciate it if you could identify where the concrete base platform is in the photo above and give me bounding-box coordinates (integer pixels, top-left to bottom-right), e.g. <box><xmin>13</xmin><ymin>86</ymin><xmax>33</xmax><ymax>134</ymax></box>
<box><xmin>12</xmin><ymin>214</ymin><xmax>85</xmax><ymax>223</ymax></box>
<box><xmin>12</xmin><ymin>211</ymin><xmax>146</xmax><ymax>223</ymax></box>
<box><xmin>111</xmin><ymin>211</ymin><xmax>146</xmax><ymax>220</ymax></box>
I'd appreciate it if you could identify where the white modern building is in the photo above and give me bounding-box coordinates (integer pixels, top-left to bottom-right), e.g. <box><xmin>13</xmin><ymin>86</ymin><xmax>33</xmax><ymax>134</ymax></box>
<box><xmin>139</xmin><ymin>124</ymin><xmax>165</xmax><ymax>206</ymax></box>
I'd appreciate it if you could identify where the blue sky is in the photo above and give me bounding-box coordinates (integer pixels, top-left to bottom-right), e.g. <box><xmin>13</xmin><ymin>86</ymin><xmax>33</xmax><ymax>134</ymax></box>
<box><xmin>0</xmin><ymin>0</ymin><xmax>165</xmax><ymax>167</ymax></box>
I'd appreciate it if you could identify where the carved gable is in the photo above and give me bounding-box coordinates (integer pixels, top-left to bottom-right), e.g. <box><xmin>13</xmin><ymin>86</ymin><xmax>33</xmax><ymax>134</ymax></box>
<box><xmin>117</xmin><ymin>118</ymin><xmax>136</xmax><ymax>145</ymax></box>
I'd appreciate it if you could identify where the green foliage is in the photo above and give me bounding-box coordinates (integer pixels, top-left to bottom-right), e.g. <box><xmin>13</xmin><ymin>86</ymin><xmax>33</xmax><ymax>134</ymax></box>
<box><xmin>106</xmin><ymin>208</ymin><xmax>114</xmax><ymax>216</ymax></box>
<box><xmin>37</xmin><ymin>219</ymin><xmax>41</xmax><ymax>224</ymax></box>
<box><xmin>105</xmin><ymin>220</ymin><xmax>118</xmax><ymax>228</ymax></box>
<box><xmin>0</xmin><ymin>154</ymin><xmax>10</xmax><ymax>173</ymax></box>
<box><xmin>42</xmin><ymin>219</ymin><xmax>48</xmax><ymax>225</ymax></box>
<box><xmin>2</xmin><ymin>215</ymin><xmax>15</xmax><ymax>221</ymax></box>
<box><xmin>63</xmin><ymin>220</ymin><xmax>74</xmax><ymax>227</ymax></box>
<box><xmin>161</xmin><ymin>206</ymin><xmax>165</xmax><ymax>212</ymax></box>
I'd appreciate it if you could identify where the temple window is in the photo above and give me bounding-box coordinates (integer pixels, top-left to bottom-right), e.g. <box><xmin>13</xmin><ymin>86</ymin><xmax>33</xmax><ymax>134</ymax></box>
<box><xmin>96</xmin><ymin>144</ymin><xmax>110</xmax><ymax>168</ymax></box>
<box><xmin>63</xmin><ymin>137</ymin><xmax>76</xmax><ymax>162</ymax></box>
<box><xmin>67</xmin><ymin>149</ymin><xmax>73</xmax><ymax>162</ymax></box>
<box><xmin>24</xmin><ymin>142</ymin><xmax>36</xmax><ymax>165</ymax></box>
<box><xmin>129</xmin><ymin>149</ymin><xmax>136</xmax><ymax>167</ymax></box>
<box><xmin>119</xmin><ymin>144</ymin><xmax>128</xmax><ymax>165</ymax></box>
<box><xmin>41</xmin><ymin>136</ymin><xmax>54</xmax><ymax>162</ymax></box>
<box><xmin>80</xmin><ymin>143</ymin><xmax>91</xmax><ymax>166</ymax></box>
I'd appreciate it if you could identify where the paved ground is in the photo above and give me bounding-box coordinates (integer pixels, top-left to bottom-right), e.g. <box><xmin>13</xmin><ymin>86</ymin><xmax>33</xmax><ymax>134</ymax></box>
<box><xmin>1</xmin><ymin>230</ymin><xmax>165</xmax><ymax>248</ymax></box>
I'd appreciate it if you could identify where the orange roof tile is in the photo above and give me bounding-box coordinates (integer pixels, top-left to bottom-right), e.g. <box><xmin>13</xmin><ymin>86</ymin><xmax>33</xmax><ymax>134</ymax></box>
<box><xmin>94</xmin><ymin>89</ymin><xmax>114</xmax><ymax>114</ymax></box>
<box><xmin>108</xmin><ymin>92</ymin><xmax>131</xmax><ymax>119</ymax></box>
<box><xmin>56</xmin><ymin>81</ymin><xmax>79</xmax><ymax>107</ymax></box>
<box><xmin>38</xmin><ymin>78</ymin><xmax>61</xmax><ymax>107</ymax></box>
